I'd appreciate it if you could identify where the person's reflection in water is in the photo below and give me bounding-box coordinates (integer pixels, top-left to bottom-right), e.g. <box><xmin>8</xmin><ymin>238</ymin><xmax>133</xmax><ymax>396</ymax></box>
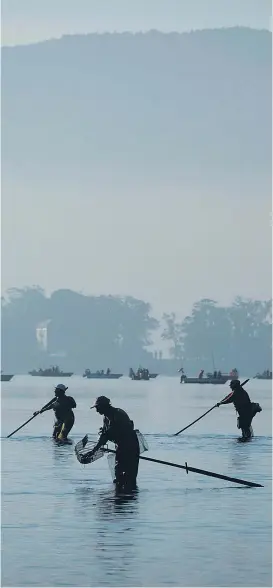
<box><xmin>94</xmin><ymin>488</ymin><xmax>140</xmax><ymax>585</ymax></box>
<box><xmin>74</xmin><ymin>485</ymin><xmax>141</xmax><ymax>584</ymax></box>
<box><xmin>51</xmin><ymin>441</ymin><xmax>74</xmax><ymax>467</ymax></box>
<box><xmin>229</xmin><ymin>439</ymin><xmax>252</xmax><ymax>474</ymax></box>
<box><xmin>99</xmin><ymin>487</ymin><xmax>139</xmax><ymax>516</ymax></box>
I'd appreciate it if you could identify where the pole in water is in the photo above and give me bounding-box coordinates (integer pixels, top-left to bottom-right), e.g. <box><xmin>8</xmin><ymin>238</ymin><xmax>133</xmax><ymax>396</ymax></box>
<box><xmin>103</xmin><ymin>448</ymin><xmax>263</xmax><ymax>488</ymax></box>
<box><xmin>7</xmin><ymin>397</ymin><xmax>55</xmax><ymax>438</ymax></box>
<box><xmin>174</xmin><ymin>379</ymin><xmax>250</xmax><ymax>436</ymax></box>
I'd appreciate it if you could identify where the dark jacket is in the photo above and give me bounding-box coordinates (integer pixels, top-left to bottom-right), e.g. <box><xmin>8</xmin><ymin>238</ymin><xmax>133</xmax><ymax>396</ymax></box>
<box><xmin>53</xmin><ymin>396</ymin><xmax>76</xmax><ymax>421</ymax></box>
<box><xmin>96</xmin><ymin>407</ymin><xmax>138</xmax><ymax>451</ymax></box>
<box><xmin>222</xmin><ymin>387</ymin><xmax>251</xmax><ymax>415</ymax></box>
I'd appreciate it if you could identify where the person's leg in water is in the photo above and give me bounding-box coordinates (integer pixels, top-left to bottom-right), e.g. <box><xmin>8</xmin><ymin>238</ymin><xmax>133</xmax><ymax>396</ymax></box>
<box><xmin>117</xmin><ymin>442</ymin><xmax>140</xmax><ymax>491</ymax></box>
<box><xmin>238</xmin><ymin>412</ymin><xmax>253</xmax><ymax>440</ymax></box>
<box><xmin>123</xmin><ymin>453</ymin><xmax>139</xmax><ymax>491</ymax></box>
<box><xmin>57</xmin><ymin>414</ymin><xmax>75</xmax><ymax>440</ymax></box>
<box><xmin>114</xmin><ymin>448</ymin><xmax>126</xmax><ymax>490</ymax></box>
<box><xmin>53</xmin><ymin>419</ymin><xmax>62</xmax><ymax>439</ymax></box>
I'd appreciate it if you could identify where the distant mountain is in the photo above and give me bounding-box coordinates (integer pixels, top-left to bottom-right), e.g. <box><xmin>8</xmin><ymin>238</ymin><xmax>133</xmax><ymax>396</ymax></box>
<box><xmin>2</xmin><ymin>28</ymin><xmax>271</xmax><ymax>179</ymax></box>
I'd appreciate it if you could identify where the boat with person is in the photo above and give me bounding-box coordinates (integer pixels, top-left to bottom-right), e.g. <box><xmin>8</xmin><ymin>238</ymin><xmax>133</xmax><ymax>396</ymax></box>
<box><xmin>180</xmin><ymin>368</ymin><xmax>230</xmax><ymax>385</ymax></box>
<box><xmin>1</xmin><ymin>373</ymin><xmax>14</xmax><ymax>382</ymax></box>
<box><xmin>179</xmin><ymin>367</ymin><xmax>238</xmax><ymax>384</ymax></box>
<box><xmin>181</xmin><ymin>375</ymin><xmax>230</xmax><ymax>385</ymax></box>
<box><xmin>83</xmin><ymin>369</ymin><xmax>123</xmax><ymax>379</ymax></box>
<box><xmin>29</xmin><ymin>366</ymin><xmax>73</xmax><ymax>377</ymax></box>
<box><xmin>254</xmin><ymin>370</ymin><xmax>272</xmax><ymax>380</ymax></box>
<box><xmin>129</xmin><ymin>367</ymin><xmax>150</xmax><ymax>381</ymax></box>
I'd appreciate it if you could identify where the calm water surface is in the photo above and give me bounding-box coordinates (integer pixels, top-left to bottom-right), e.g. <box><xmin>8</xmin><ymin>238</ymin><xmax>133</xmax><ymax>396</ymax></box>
<box><xmin>1</xmin><ymin>376</ymin><xmax>272</xmax><ymax>587</ymax></box>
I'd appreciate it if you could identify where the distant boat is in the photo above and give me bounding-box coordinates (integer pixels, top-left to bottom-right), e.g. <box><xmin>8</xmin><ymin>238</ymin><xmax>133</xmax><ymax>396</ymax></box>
<box><xmin>206</xmin><ymin>370</ymin><xmax>239</xmax><ymax>381</ymax></box>
<box><xmin>1</xmin><ymin>374</ymin><xmax>14</xmax><ymax>382</ymax></box>
<box><xmin>83</xmin><ymin>369</ymin><xmax>122</xmax><ymax>379</ymax></box>
<box><xmin>129</xmin><ymin>368</ymin><xmax>150</xmax><ymax>381</ymax></box>
<box><xmin>149</xmin><ymin>373</ymin><xmax>158</xmax><ymax>379</ymax></box>
<box><xmin>181</xmin><ymin>375</ymin><xmax>230</xmax><ymax>385</ymax></box>
<box><xmin>254</xmin><ymin>371</ymin><xmax>272</xmax><ymax>380</ymax></box>
<box><xmin>29</xmin><ymin>366</ymin><xmax>73</xmax><ymax>377</ymax></box>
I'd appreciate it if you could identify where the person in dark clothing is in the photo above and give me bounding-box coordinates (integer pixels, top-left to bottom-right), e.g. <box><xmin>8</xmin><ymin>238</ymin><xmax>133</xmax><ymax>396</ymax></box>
<box><xmin>83</xmin><ymin>396</ymin><xmax>140</xmax><ymax>491</ymax></box>
<box><xmin>218</xmin><ymin>379</ymin><xmax>262</xmax><ymax>439</ymax></box>
<box><xmin>34</xmin><ymin>383</ymin><xmax>76</xmax><ymax>440</ymax></box>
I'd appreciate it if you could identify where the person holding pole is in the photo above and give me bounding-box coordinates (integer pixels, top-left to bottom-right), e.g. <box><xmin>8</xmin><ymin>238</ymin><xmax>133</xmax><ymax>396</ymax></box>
<box><xmin>33</xmin><ymin>384</ymin><xmax>76</xmax><ymax>441</ymax></box>
<box><xmin>217</xmin><ymin>379</ymin><xmax>262</xmax><ymax>440</ymax></box>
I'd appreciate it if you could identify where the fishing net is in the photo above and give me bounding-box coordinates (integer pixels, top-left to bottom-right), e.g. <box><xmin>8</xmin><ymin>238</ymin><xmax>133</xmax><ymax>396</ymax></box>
<box><xmin>75</xmin><ymin>435</ymin><xmax>105</xmax><ymax>464</ymax></box>
<box><xmin>75</xmin><ymin>430</ymin><xmax>148</xmax><ymax>469</ymax></box>
<box><xmin>135</xmin><ymin>429</ymin><xmax>149</xmax><ymax>453</ymax></box>
<box><xmin>107</xmin><ymin>453</ymin><xmax>116</xmax><ymax>481</ymax></box>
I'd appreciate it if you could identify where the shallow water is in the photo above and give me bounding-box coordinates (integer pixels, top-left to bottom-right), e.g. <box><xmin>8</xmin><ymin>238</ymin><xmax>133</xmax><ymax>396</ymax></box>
<box><xmin>1</xmin><ymin>376</ymin><xmax>272</xmax><ymax>587</ymax></box>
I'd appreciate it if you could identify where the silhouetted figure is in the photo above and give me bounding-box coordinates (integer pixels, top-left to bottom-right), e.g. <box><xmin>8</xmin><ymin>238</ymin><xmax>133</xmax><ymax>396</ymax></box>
<box><xmin>218</xmin><ymin>380</ymin><xmax>262</xmax><ymax>440</ymax></box>
<box><xmin>34</xmin><ymin>384</ymin><xmax>76</xmax><ymax>440</ymax></box>
<box><xmin>84</xmin><ymin>396</ymin><xmax>140</xmax><ymax>491</ymax></box>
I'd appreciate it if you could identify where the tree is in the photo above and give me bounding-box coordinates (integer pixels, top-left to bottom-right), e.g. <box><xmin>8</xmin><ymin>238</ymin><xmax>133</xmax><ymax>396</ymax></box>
<box><xmin>161</xmin><ymin>297</ymin><xmax>272</xmax><ymax>374</ymax></box>
<box><xmin>162</xmin><ymin>313</ymin><xmax>184</xmax><ymax>361</ymax></box>
<box><xmin>1</xmin><ymin>287</ymin><xmax>159</xmax><ymax>372</ymax></box>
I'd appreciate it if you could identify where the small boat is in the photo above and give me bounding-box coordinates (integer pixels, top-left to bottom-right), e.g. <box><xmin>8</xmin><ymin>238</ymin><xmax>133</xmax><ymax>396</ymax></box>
<box><xmin>83</xmin><ymin>369</ymin><xmax>122</xmax><ymax>379</ymax></box>
<box><xmin>129</xmin><ymin>368</ymin><xmax>150</xmax><ymax>381</ymax></box>
<box><xmin>149</xmin><ymin>373</ymin><xmax>158</xmax><ymax>379</ymax></box>
<box><xmin>1</xmin><ymin>374</ymin><xmax>14</xmax><ymax>382</ymax></box>
<box><xmin>181</xmin><ymin>375</ymin><xmax>230</xmax><ymax>385</ymax></box>
<box><xmin>254</xmin><ymin>371</ymin><xmax>272</xmax><ymax>380</ymax></box>
<box><xmin>206</xmin><ymin>370</ymin><xmax>239</xmax><ymax>381</ymax></box>
<box><xmin>29</xmin><ymin>366</ymin><xmax>73</xmax><ymax>377</ymax></box>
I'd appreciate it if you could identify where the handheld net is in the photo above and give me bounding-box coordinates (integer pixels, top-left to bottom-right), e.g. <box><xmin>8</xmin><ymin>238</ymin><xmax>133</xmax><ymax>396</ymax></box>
<box><xmin>75</xmin><ymin>430</ymin><xmax>149</xmax><ymax>469</ymax></box>
<box><xmin>75</xmin><ymin>435</ymin><xmax>105</xmax><ymax>464</ymax></box>
<box><xmin>135</xmin><ymin>429</ymin><xmax>149</xmax><ymax>453</ymax></box>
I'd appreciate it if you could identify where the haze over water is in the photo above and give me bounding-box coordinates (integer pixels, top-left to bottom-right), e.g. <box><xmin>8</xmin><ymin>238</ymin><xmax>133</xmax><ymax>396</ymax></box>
<box><xmin>1</xmin><ymin>376</ymin><xmax>272</xmax><ymax>587</ymax></box>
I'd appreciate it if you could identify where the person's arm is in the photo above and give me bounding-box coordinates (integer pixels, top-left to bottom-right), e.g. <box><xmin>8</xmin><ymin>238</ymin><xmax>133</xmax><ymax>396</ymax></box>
<box><xmin>33</xmin><ymin>398</ymin><xmax>56</xmax><ymax>416</ymax></box>
<box><xmin>92</xmin><ymin>428</ymin><xmax>111</xmax><ymax>452</ymax></box>
<box><xmin>40</xmin><ymin>401</ymin><xmax>56</xmax><ymax>413</ymax></box>
<box><xmin>219</xmin><ymin>392</ymin><xmax>234</xmax><ymax>406</ymax></box>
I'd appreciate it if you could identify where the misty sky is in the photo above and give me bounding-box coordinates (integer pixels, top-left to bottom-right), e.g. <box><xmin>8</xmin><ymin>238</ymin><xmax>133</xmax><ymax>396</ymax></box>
<box><xmin>1</xmin><ymin>0</ymin><xmax>272</xmax><ymax>323</ymax></box>
<box><xmin>2</xmin><ymin>0</ymin><xmax>271</xmax><ymax>45</ymax></box>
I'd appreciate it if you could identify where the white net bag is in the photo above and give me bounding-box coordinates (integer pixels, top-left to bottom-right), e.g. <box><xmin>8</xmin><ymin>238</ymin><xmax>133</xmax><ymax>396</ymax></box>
<box><xmin>135</xmin><ymin>429</ymin><xmax>149</xmax><ymax>453</ymax></box>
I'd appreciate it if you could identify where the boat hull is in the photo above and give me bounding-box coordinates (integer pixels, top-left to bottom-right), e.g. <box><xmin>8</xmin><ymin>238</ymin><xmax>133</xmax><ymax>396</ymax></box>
<box><xmin>131</xmin><ymin>375</ymin><xmax>150</xmax><ymax>381</ymax></box>
<box><xmin>1</xmin><ymin>374</ymin><xmax>14</xmax><ymax>382</ymax></box>
<box><xmin>149</xmin><ymin>373</ymin><xmax>158</xmax><ymax>378</ymax></box>
<box><xmin>29</xmin><ymin>371</ymin><xmax>73</xmax><ymax>377</ymax></box>
<box><xmin>181</xmin><ymin>376</ymin><xmax>229</xmax><ymax>385</ymax></box>
<box><xmin>254</xmin><ymin>375</ymin><xmax>272</xmax><ymax>380</ymax></box>
<box><xmin>83</xmin><ymin>373</ymin><xmax>123</xmax><ymax>379</ymax></box>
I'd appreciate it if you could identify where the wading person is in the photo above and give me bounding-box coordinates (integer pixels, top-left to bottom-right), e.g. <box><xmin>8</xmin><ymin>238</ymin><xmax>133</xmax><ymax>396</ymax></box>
<box><xmin>83</xmin><ymin>396</ymin><xmax>140</xmax><ymax>491</ymax></box>
<box><xmin>218</xmin><ymin>379</ymin><xmax>262</xmax><ymax>440</ymax></box>
<box><xmin>34</xmin><ymin>383</ymin><xmax>76</xmax><ymax>441</ymax></box>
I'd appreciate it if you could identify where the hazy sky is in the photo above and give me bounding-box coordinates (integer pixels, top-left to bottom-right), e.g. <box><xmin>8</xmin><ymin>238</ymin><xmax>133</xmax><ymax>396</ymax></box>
<box><xmin>1</xmin><ymin>0</ymin><xmax>272</xmax><ymax>323</ymax></box>
<box><xmin>2</xmin><ymin>0</ymin><xmax>271</xmax><ymax>46</ymax></box>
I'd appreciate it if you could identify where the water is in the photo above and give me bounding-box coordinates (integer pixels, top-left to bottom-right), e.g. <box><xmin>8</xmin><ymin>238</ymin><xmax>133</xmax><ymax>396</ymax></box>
<box><xmin>1</xmin><ymin>376</ymin><xmax>272</xmax><ymax>587</ymax></box>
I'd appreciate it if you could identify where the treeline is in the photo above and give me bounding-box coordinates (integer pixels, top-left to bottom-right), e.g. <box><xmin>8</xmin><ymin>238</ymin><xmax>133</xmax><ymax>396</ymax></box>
<box><xmin>1</xmin><ymin>288</ymin><xmax>272</xmax><ymax>374</ymax></box>
<box><xmin>162</xmin><ymin>298</ymin><xmax>272</xmax><ymax>374</ymax></box>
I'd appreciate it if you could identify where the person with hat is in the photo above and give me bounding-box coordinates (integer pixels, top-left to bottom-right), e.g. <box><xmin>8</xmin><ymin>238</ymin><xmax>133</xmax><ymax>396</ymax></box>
<box><xmin>84</xmin><ymin>396</ymin><xmax>140</xmax><ymax>491</ymax></box>
<box><xmin>33</xmin><ymin>383</ymin><xmax>76</xmax><ymax>441</ymax></box>
<box><xmin>217</xmin><ymin>379</ymin><xmax>262</xmax><ymax>440</ymax></box>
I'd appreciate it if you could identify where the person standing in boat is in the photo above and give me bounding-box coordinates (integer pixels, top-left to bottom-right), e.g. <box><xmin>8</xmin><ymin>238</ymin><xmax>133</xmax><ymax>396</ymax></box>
<box><xmin>82</xmin><ymin>396</ymin><xmax>140</xmax><ymax>491</ymax></box>
<box><xmin>33</xmin><ymin>383</ymin><xmax>76</xmax><ymax>441</ymax></box>
<box><xmin>217</xmin><ymin>379</ymin><xmax>262</xmax><ymax>440</ymax></box>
